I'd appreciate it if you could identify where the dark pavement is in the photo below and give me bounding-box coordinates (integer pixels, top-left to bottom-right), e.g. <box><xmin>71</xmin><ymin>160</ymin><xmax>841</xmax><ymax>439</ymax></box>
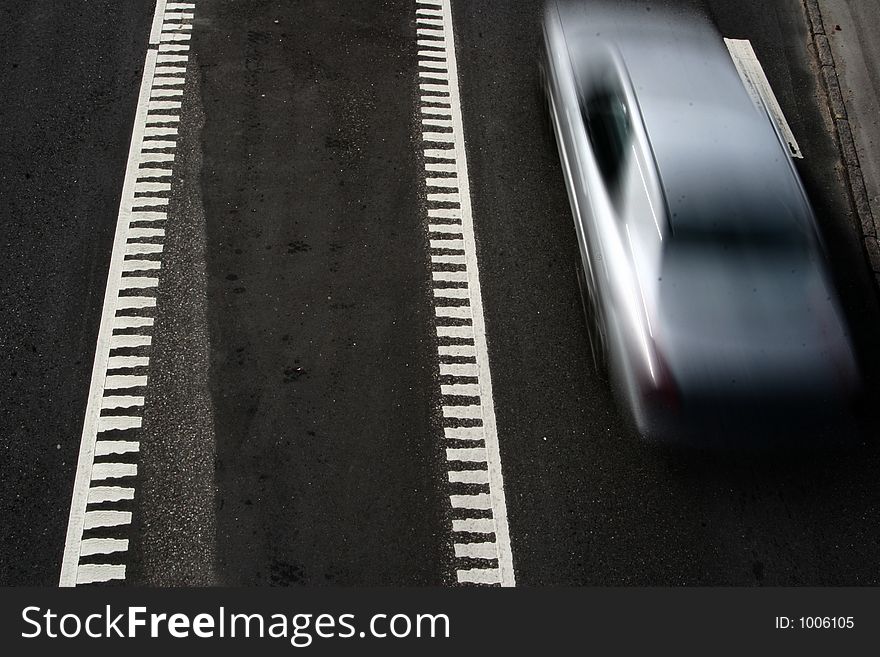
<box><xmin>1</xmin><ymin>0</ymin><xmax>879</xmax><ymax>586</ymax></box>
<box><xmin>0</xmin><ymin>0</ymin><xmax>153</xmax><ymax>585</ymax></box>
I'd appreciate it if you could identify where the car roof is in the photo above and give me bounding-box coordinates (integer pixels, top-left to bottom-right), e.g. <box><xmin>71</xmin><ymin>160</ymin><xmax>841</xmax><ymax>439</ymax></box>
<box><xmin>555</xmin><ymin>2</ymin><xmax>811</xmax><ymax>235</ymax></box>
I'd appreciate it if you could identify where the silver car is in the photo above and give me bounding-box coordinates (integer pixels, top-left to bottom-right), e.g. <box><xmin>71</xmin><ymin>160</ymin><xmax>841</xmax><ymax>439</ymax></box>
<box><xmin>540</xmin><ymin>2</ymin><xmax>859</xmax><ymax>443</ymax></box>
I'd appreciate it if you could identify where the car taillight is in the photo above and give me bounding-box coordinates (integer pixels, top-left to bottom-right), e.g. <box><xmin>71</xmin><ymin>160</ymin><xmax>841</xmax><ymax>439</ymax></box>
<box><xmin>641</xmin><ymin>343</ymin><xmax>680</xmax><ymax>412</ymax></box>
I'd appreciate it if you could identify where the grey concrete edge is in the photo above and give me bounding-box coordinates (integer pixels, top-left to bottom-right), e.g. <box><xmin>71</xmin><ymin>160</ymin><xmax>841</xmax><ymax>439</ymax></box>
<box><xmin>802</xmin><ymin>0</ymin><xmax>880</xmax><ymax>282</ymax></box>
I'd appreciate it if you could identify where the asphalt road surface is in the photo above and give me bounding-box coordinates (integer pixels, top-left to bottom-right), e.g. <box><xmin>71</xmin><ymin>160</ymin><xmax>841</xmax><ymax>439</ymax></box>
<box><xmin>2</xmin><ymin>0</ymin><xmax>880</xmax><ymax>586</ymax></box>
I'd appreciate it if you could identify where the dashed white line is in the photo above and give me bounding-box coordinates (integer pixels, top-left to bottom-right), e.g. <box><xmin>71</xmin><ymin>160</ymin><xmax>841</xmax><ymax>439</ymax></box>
<box><xmin>59</xmin><ymin>0</ymin><xmax>196</xmax><ymax>587</ymax></box>
<box><xmin>415</xmin><ymin>0</ymin><xmax>516</xmax><ymax>587</ymax></box>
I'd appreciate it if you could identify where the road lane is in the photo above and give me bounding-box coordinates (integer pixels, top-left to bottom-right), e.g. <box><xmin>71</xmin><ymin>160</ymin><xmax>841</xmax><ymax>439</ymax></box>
<box><xmin>128</xmin><ymin>0</ymin><xmax>453</xmax><ymax>585</ymax></box>
<box><xmin>452</xmin><ymin>0</ymin><xmax>880</xmax><ymax>584</ymax></box>
<box><xmin>4</xmin><ymin>0</ymin><xmax>880</xmax><ymax>587</ymax></box>
<box><xmin>0</xmin><ymin>0</ymin><xmax>154</xmax><ymax>585</ymax></box>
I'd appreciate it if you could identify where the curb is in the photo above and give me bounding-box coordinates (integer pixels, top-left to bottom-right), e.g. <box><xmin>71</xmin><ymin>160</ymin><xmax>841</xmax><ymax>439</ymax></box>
<box><xmin>802</xmin><ymin>0</ymin><xmax>880</xmax><ymax>280</ymax></box>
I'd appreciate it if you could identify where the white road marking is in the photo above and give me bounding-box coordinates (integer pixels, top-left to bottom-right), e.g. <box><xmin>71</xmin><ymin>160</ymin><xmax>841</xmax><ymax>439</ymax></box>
<box><xmin>437</xmin><ymin>325</ymin><xmax>474</xmax><ymax>339</ymax></box>
<box><xmin>60</xmin><ymin>0</ymin><xmax>195</xmax><ymax>587</ymax></box>
<box><xmin>445</xmin><ymin>426</ymin><xmax>484</xmax><ymax>440</ymax></box>
<box><xmin>452</xmin><ymin>517</ymin><xmax>495</xmax><ymax>533</ymax></box>
<box><xmin>457</xmin><ymin>568</ymin><xmax>501</xmax><ymax>585</ymax></box>
<box><xmin>88</xmin><ymin>487</ymin><xmax>135</xmax><ymax>504</ymax></box>
<box><xmin>76</xmin><ymin>564</ymin><xmax>125</xmax><ymax>585</ymax></box>
<box><xmin>416</xmin><ymin>0</ymin><xmax>516</xmax><ymax>587</ymax></box>
<box><xmin>724</xmin><ymin>38</ymin><xmax>803</xmax><ymax>158</ymax></box>
<box><xmin>448</xmin><ymin>470</ymin><xmax>489</xmax><ymax>484</ymax></box>
<box><xmin>445</xmin><ymin>447</ymin><xmax>487</xmax><ymax>461</ymax></box>
<box><xmin>80</xmin><ymin>538</ymin><xmax>129</xmax><ymax>557</ymax></box>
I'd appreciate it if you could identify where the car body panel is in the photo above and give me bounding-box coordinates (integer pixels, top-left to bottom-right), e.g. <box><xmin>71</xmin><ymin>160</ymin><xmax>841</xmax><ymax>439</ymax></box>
<box><xmin>542</xmin><ymin>1</ymin><xmax>859</xmax><ymax>443</ymax></box>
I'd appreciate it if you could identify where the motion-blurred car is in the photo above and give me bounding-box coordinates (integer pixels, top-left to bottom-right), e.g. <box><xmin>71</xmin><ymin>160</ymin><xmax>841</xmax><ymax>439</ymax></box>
<box><xmin>540</xmin><ymin>2</ymin><xmax>859</xmax><ymax>443</ymax></box>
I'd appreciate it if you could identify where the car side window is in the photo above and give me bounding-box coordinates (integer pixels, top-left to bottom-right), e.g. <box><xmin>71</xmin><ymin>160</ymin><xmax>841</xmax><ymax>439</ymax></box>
<box><xmin>582</xmin><ymin>80</ymin><xmax>631</xmax><ymax>197</ymax></box>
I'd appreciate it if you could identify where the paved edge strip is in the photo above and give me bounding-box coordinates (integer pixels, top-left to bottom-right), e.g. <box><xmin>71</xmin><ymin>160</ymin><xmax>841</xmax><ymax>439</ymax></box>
<box><xmin>59</xmin><ymin>0</ymin><xmax>196</xmax><ymax>587</ymax></box>
<box><xmin>802</xmin><ymin>0</ymin><xmax>880</xmax><ymax>280</ymax></box>
<box><xmin>416</xmin><ymin>0</ymin><xmax>516</xmax><ymax>586</ymax></box>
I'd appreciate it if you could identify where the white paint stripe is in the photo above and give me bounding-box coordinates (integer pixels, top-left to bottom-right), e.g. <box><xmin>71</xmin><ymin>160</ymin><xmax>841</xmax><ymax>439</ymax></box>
<box><xmin>149</xmin><ymin>0</ymin><xmax>169</xmax><ymax>44</ymax></box>
<box><xmin>453</xmin><ymin>517</ymin><xmax>495</xmax><ymax>533</ymax></box>
<box><xmin>76</xmin><ymin>564</ymin><xmax>125</xmax><ymax>585</ymax></box>
<box><xmin>444</xmin><ymin>426</ymin><xmax>484</xmax><ymax>441</ymax></box>
<box><xmin>418</xmin><ymin>0</ymin><xmax>515</xmax><ymax>586</ymax></box>
<box><xmin>107</xmin><ymin>356</ymin><xmax>150</xmax><ymax>369</ymax></box>
<box><xmin>112</xmin><ymin>315</ymin><xmax>154</xmax><ymax>329</ymax></box>
<box><xmin>428</xmin><ymin>207</ymin><xmax>461</xmax><ymax>218</ymax></box>
<box><xmin>93</xmin><ymin>422</ymin><xmax>141</xmax><ymax>443</ymax></box>
<box><xmin>117</xmin><ymin>275</ymin><xmax>160</xmax><ymax>289</ymax></box>
<box><xmin>433</xmin><ymin>270</ymin><xmax>468</xmax><ymax>281</ymax></box>
<box><xmin>430</xmin><ymin>238</ymin><xmax>464</xmax><ymax>250</ymax></box>
<box><xmin>440</xmin><ymin>363</ymin><xmax>478</xmax><ymax>377</ymax></box>
<box><xmin>101</xmin><ymin>395</ymin><xmax>145</xmax><ymax>410</ymax></box>
<box><xmin>87</xmin><ymin>486</ymin><xmax>135</xmax><ymax>504</ymax></box>
<box><xmin>443</xmin><ymin>406</ymin><xmax>483</xmax><ymax>420</ymax></box>
<box><xmin>115</xmin><ymin>295</ymin><xmax>157</xmax><ymax>309</ymax></box>
<box><xmin>446</xmin><ymin>446</ymin><xmax>487</xmax><ymax>461</ymax></box>
<box><xmin>424</xmin><ymin>149</ymin><xmax>455</xmax><ymax>159</ymax></box>
<box><xmin>144</xmin><ymin>125</ymin><xmax>179</xmax><ymax>136</ymax></box>
<box><xmin>423</xmin><ymin>130</ymin><xmax>455</xmax><ymax>142</ymax></box>
<box><xmin>457</xmin><ymin>568</ymin><xmax>501</xmax><ymax>585</ymax></box>
<box><xmin>62</xmin><ymin>0</ymin><xmax>193</xmax><ymax>587</ymax></box>
<box><xmin>429</xmin><ymin>224</ymin><xmax>462</xmax><ymax>234</ymax></box>
<box><xmin>423</xmin><ymin>119</ymin><xmax>453</xmax><ymax>129</ymax></box>
<box><xmin>104</xmin><ymin>375</ymin><xmax>149</xmax><ymax>389</ymax></box>
<box><xmin>84</xmin><ymin>510</ymin><xmax>132</xmax><ymax>530</ymax></box>
<box><xmin>131</xmin><ymin>196</ymin><xmax>170</xmax><ymax>206</ymax></box>
<box><xmin>435</xmin><ymin>306</ymin><xmax>472</xmax><ymax>319</ymax></box>
<box><xmin>450</xmin><ymin>493</ymin><xmax>492</xmax><ymax>510</ymax></box>
<box><xmin>59</xmin><ymin>43</ymin><xmax>162</xmax><ymax>587</ymax></box>
<box><xmin>151</xmin><ymin>88</ymin><xmax>184</xmax><ymax>98</ymax></box>
<box><xmin>448</xmin><ymin>470</ymin><xmax>489</xmax><ymax>485</ymax></box>
<box><xmin>428</xmin><ymin>193</ymin><xmax>460</xmax><ymax>203</ymax></box>
<box><xmin>90</xmin><ymin>462</ymin><xmax>138</xmax><ymax>480</ymax></box>
<box><xmin>134</xmin><ymin>181</ymin><xmax>171</xmax><ymax>193</ymax></box>
<box><xmin>122</xmin><ymin>259</ymin><xmax>161</xmax><ymax>272</ymax></box>
<box><xmin>160</xmin><ymin>32</ymin><xmax>191</xmax><ymax>42</ymax></box>
<box><xmin>136</xmin><ymin>168</ymin><xmax>173</xmax><ymax>178</ymax></box>
<box><xmin>454</xmin><ymin>542</ymin><xmax>498</xmax><ymax>560</ymax></box>
<box><xmin>441</xmin><ymin>381</ymin><xmax>480</xmax><ymax>395</ymax></box>
<box><xmin>434</xmin><ymin>287</ymin><xmax>469</xmax><ymax>299</ymax></box>
<box><xmin>426</xmin><ymin>178</ymin><xmax>458</xmax><ymax>188</ymax></box>
<box><xmin>125</xmin><ymin>243</ymin><xmax>164</xmax><ymax>256</ymax></box>
<box><xmin>437</xmin><ymin>325</ymin><xmax>474</xmax><ymax>339</ymax></box>
<box><xmin>432</xmin><ymin>254</ymin><xmax>466</xmax><ymax>264</ymax></box>
<box><xmin>420</xmin><ymin>70</ymin><xmax>450</xmax><ymax>81</ymax></box>
<box><xmin>724</xmin><ymin>38</ymin><xmax>802</xmax><ymax>158</ymax></box>
<box><xmin>80</xmin><ymin>538</ymin><xmax>129</xmax><ymax>557</ymax></box>
<box><xmin>110</xmin><ymin>334</ymin><xmax>151</xmax><ymax>350</ymax></box>
<box><xmin>131</xmin><ymin>211</ymin><xmax>168</xmax><ymax>221</ymax></box>
<box><xmin>95</xmin><ymin>440</ymin><xmax>140</xmax><ymax>456</ymax></box>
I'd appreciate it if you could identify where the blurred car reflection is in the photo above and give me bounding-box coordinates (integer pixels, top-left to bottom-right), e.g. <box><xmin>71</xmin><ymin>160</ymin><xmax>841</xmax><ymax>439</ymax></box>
<box><xmin>540</xmin><ymin>1</ymin><xmax>859</xmax><ymax>443</ymax></box>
